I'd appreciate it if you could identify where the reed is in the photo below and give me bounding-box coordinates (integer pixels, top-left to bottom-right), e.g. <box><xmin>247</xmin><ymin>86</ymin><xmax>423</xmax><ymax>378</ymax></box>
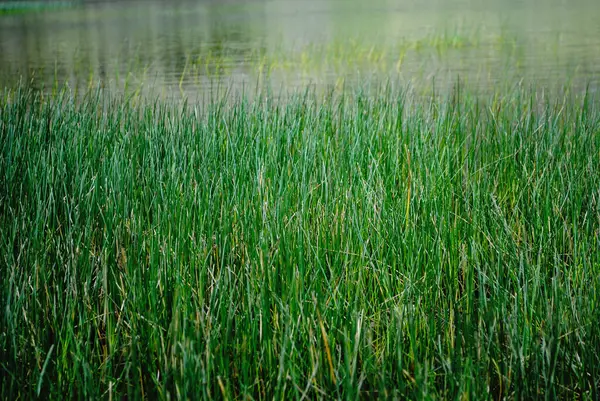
<box><xmin>1</xmin><ymin>82</ymin><xmax>599</xmax><ymax>399</ymax></box>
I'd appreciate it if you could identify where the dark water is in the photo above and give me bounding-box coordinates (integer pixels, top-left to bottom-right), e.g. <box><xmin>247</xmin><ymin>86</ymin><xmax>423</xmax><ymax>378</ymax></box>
<box><xmin>1</xmin><ymin>0</ymin><xmax>600</xmax><ymax>97</ymax></box>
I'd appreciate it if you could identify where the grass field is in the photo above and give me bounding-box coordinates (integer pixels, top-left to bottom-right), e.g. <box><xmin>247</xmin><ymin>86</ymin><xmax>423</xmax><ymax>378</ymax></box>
<box><xmin>1</xmin><ymin>83</ymin><xmax>599</xmax><ymax>399</ymax></box>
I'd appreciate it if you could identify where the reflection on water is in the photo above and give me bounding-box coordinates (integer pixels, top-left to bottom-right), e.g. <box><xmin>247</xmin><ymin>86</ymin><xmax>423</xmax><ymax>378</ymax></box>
<box><xmin>1</xmin><ymin>0</ymin><xmax>599</xmax><ymax>97</ymax></box>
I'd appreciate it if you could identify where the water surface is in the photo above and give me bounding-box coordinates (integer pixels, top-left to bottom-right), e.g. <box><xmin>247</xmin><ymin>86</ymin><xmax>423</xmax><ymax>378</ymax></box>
<box><xmin>1</xmin><ymin>0</ymin><xmax>599</xmax><ymax>96</ymax></box>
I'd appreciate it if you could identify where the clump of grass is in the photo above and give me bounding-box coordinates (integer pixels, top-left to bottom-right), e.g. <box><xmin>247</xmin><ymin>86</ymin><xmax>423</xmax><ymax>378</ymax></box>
<box><xmin>1</xmin><ymin>82</ymin><xmax>599</xmax><ymax>399</ymax></box>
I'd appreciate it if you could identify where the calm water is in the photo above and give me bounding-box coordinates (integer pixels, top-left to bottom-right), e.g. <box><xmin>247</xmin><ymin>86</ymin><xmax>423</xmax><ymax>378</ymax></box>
<box><xmin>1</xmin><ymin>0</ymin><xmax>600</xmax><ymax>97</ymax></box>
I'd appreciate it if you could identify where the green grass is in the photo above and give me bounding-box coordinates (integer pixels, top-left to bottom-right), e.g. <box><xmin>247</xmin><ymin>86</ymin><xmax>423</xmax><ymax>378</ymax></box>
<box><xmin>1</xmin><ymin>83</ymin><xmax>599</xmax><ymax>399</ymax></box>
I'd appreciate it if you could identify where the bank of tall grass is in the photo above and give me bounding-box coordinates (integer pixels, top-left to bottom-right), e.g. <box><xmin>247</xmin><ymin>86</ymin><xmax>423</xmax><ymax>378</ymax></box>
<box><xmin>1</xmin><ymin>84</ymin><xmax>599</xmax><ymax>399</ymax></box>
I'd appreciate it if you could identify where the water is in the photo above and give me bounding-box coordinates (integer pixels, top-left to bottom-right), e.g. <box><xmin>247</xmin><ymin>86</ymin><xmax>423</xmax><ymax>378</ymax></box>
<box><xmin>1</xmin><ymin>0</ymin><xmax>599</xmax><ymax>97</ymax></box>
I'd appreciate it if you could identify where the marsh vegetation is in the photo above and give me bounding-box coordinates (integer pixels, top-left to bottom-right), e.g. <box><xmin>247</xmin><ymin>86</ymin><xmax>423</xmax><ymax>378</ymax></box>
<box><xmin>1</xmin><ymin>83</ymin><xmax>600</xmax><ymax>399</ymax></box>
<box><xmin>1</xmin><ymin>0</ymin><xmax>600</xmax><ymax>399</ymax></box>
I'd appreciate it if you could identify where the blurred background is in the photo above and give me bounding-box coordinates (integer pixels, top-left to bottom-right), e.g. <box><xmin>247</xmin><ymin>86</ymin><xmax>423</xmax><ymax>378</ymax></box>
<box><xmin>1</xmin><ymin>0</ymin><xmax>599</xmax><ymax>96</ymax></box>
